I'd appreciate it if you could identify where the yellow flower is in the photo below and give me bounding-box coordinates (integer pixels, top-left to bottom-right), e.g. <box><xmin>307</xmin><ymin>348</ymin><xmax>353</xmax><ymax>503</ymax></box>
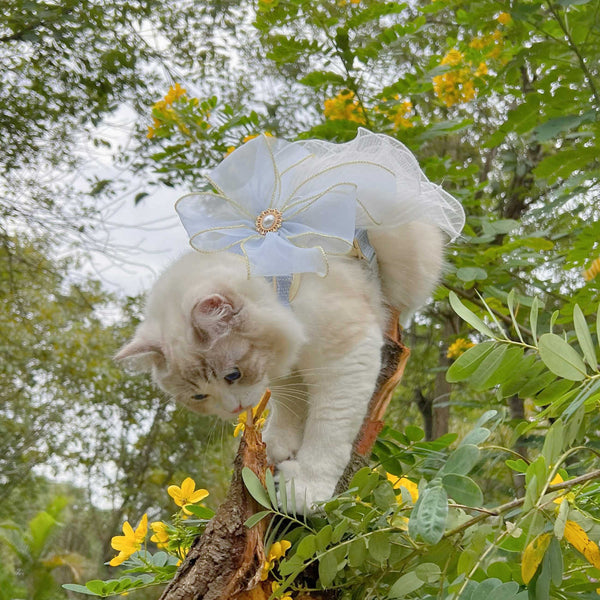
<box><xmin>469</xmin><ymin>36</ymin><xmax>488</xmax><ymax>50</ymax></box>
<box><xmin>440</xmin><ymin>49</ymin><xmax>464</xmax><ymax>67</ymax></box>
<box><xmin>146</xmin><ymin>126</ymin><xmax>155</xmax><ymax>139</ymax></box>
<box><xmin>164</xmin><ymin>82</ymin><xmax>187</xmax><ymax>104</ymax></box>
<box><xmin>261</xmin><ymin>540</ymin><xmax>292</xmax><ymax>579</ymax></box>
<box><xmin>271</xmin><ymin>581</ymin><xmax>293</xmax><ymax>600</ymax></box>
<box><xmin>474</xmin><ymin>62</ymin><xmax>488</xmax><ymax>76</ymax></box>
<box><xmin>150</xmin><ymin>521</ymin><xmax>169</xmax><ymax>549</ymax></box>
<box><xmin>323</xmin><ymin>89</ymin><xmax>367</xmax><ymax>124</ymax></box>
<box><xmin>225</xmin><ymin>146</ymin><xmax>236</xmax><ymax>157</ymax></box>
<box><xmin>109</xmin><ymin>514</ymin><xmax>148</xmax><ymax>567</ymax></box>
<box><xmin>497</xmin><ymin>12</ymin><xmax>512</xmax><ymax>25</ymax></box>
<box><xmin>447</xmin><ymin>338</ymin><xmax>475</xmax><ymax>359</ymax></box>
<box><xmin>167</xmin><ymin>477</ymin><xmax>209</xmax><ymax>514</ymax></box>
<box><xmin>242</xmin><ymin>132</ymin><xmax>273</xmax><ymax>144</ymax></box>
<box><xmin>233</xmin><ymin>404</ymin><xmax>269</xmax><ymax>437</ymax></box>
<box><xmin>584</xmin><ymin>257</ymin><xmax>600</xmax><ymax>281</ymax></box>
<box><xmin>350</xmin><ymin>0</ymin><xmax>360</xmax><ymax>3</ymax></box>
<box><xmin>386</xmin><ymin>473</ymin><xmax>419</xmax><ymax>503</ymax></box>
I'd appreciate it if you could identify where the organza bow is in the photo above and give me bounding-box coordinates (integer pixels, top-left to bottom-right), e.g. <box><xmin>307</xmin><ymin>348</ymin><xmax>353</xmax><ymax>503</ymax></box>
<box><xmin>176</xmin><ymin>128</ymin><xmax>465</xmax><ymax>277</ymax></box>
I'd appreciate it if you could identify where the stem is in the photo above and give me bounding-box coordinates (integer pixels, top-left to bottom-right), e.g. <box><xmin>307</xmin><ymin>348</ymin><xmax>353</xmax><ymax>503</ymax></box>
<box><xmin>548</xmin><ymin>2</ymin><xmax>600</xmax><ymax>110</ymax></box>
<box><xmin>444</xmin><ymin>468</ymin><xmax>600</xmax><ymax>539</ymax></box>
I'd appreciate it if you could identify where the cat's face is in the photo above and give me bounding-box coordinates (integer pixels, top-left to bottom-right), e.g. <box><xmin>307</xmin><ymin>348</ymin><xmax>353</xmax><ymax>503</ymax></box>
<box><xmin>115</xmin><ymin>293</ymin><xmax>277</xmax><ymax>419</ymax></box>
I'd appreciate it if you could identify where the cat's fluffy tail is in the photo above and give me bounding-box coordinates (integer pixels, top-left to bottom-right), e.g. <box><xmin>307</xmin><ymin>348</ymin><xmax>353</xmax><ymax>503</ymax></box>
<box><xmin>367</xmin><ymin>222</ymin><xmax>444</xmax><ymax>324</ymax></box>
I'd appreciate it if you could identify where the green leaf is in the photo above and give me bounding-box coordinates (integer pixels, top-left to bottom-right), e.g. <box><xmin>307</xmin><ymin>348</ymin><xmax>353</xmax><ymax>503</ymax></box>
<box><xmin>442</xmin><ymin>474</ymin><xmax>483</xmax><ymax>506</ymax></box>
<box><xmin>446</xmin><ymin>341</ymin><xmax>496</xmax><ymax>382</ymax></box>
<box><xmin>348</xmin><ymin>537</ymin><xmax>367</xmax><ymax>568</ymax></box>
<box><xmin>456</xmin><ymin>267</ymin><xmax>488</xmax><ymax>282</ymax></box>
<box><xmin>440</xmin><ymin>444</ymin><xmax>480</xmax><ymax>476</ymax></box>
<box><xmin>389</xmin><ymin>571</ymin><xmax>425</xmax><ymax>598</ymax></box>
<box><xmin>417</xmin><ymin>482</ymin><xmax>448</xmax><ymax>544</ymax></box>
<box><xmin>406</xmin><ymin>425</ymin><xmax>425</xmax><ymax>441</ymax></box>
<box><xmin>244</xmin><ymin>510</ymin><xmax>271</xmax><ymax>529</ymax></box>
<box><xmin>316</xmin><ymin>525</ymin><xmax>332</xmax><ymax>551</ymax></box>
<box><xmin>506</xmin><ymin>458</ymin><xmax>529</xmax><ymax>473</ymax></box>
<box><xmin>368</xmin><ymin>531</ymin><xmax>391</xmax><ymax>563</ymax></box>
<box><xmin>62</xmin><ymin>584</ymin><xmax>101</xmax><ymax>596</ymax></box>
<box><xmin>470</xmin><ymin>345</ymin><xmax>524</xmax><ymax>391</ymax></box>
<box><xmin>318</xmin><ymin>552</ymin><xmax>338</xmax><ymax>587</ymax></box>
<box><xmin>460</xmin><ymin>427</ymin><xmax>491</xmax><ymax>447</ymax></box>
<box><xmin>265</xmin><ymin>469</ymin><xmax>278</xmax><ymax>508</ymax></box>
<box><xmin>241</xmin><ymin>467</ymin><xmax>272</xmax><ymax>509</ymax></box>
<box><xmin>541</xmin><ymin>420</ymin><xmax>564</xmax><ymax>467</ymax></box>
<box><xmin>184</xmin><ymin>505</ymin><xmax>215</xmax><ymax>519</ymax></box>
<box><xmin>547</xmin><ymin>537</ymin><xmax>563</xmax><ymax>586</ymax></box>
<box><xmin>449</xmin><ymin>292</ymin><xmax>497</xmax><ymax>338</ymax></box>
<box><xmin>554</xmin><ymin>497</ymin><xmax>569</xmax><ymax>540</ymax></box>
<box><xmin>538</xmin><ymin>333</ymin><xmax>587</xmax><ymax>380</ymax></box>
<box><xmin>507</xmin><ymin>289</ymin><xmax>524</xmax><ymax>343</ymax></box>
<box><xmin>573</xmin><ymin>304</ymin><xmax>598</xmax><ymax>371</ymax></box>
<box><xmin>85</xmin><ymin>581</ymin><xmax>108</xmax><ymax>595</ymax></box>
<box><xmin>296</xmin><ymin>534</ymin><xmax>316</xmax><ymax>559</ymax></box>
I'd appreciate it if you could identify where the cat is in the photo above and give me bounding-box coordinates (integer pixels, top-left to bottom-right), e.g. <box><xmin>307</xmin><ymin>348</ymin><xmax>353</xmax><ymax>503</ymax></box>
<box><xmin>115</xmin><ymin>221</ymin><xmax>443</xmax><ymax>512</ymax></box>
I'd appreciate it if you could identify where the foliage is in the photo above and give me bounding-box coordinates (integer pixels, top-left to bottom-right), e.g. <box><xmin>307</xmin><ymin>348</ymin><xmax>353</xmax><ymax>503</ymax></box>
<box><xmin>4</xmin><ymin>0</ymin><xmax>600</xmax><ymax>598</ymax></box>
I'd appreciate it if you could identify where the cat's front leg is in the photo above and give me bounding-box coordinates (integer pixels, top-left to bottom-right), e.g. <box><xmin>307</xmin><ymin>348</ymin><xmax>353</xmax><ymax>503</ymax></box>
<box><xmin>263</xmin><ymin>383</ymin><xmax>308</xmax><ymax>464</ymax></box>
<box><xmin>278</xmin><ymin>324</ymin><xmax>383</xmax><ymax>512</ymax></box>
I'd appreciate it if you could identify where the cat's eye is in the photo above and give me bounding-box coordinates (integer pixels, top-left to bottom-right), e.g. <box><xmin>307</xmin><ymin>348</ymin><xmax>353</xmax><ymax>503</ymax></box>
<box><xmin>224</xmin><ymin>368</ymin><xmax>242</xmax><ymax>384</ymax></box>
<box><xmin>192</xmin><ymin>393</ymin><xmax>208</xmax><ymax>401</ymax></box>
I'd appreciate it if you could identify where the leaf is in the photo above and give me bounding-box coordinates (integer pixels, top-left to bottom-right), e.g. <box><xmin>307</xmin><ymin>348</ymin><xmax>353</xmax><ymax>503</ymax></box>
<box><xmin>442</xmin><ymin>474</ymin><xmax>483</xmax><ymax>506</ymax></box>
<box><xmin>460</xmin><ymin>427</ymin><xmax>491</xmax><ymax>447</ymax></box>
<box><xmin>538</xmin><ymin>333</ymin><xmax>587</xmax><ymax>380</ymax></box>
<box><xmin>547</xmin><ymin>537</ymin><xmax>563</xmax><ymax>586</ymax></box>
<box><xmin>506</xmin><ymin>458</ymin><xmax>529</xmax><ymax>473</ymax></box>
<box><xmin>318</xmin><ymin>551</ymin><xmax>338</xmax><ymax>587</ymax></box>
<box><xmin>368</xmin><ymin>531</ymin><xmax>391</xmax><ymax>563</ymax></box>
<box><xmin>184</xmin><ymin>505</ymin><xmax>215</xmax><ymax>519</ymax></box>
<box><xmin>507</xmin><ymin>289</ymin><xmax>524</xmax><ymax>343</ymax></box>
<box><xmin>448</xmin><ymin>292</ymin><xmax>496</xmax><ymax>338</ymax></box>
<box><xmin>244</xmin><ymin>510</ymin><xmax>271</xmax><ymax>529</ymax></box>
<box><xmin>415</xmin><ymin>562</ymin><xmax>441</xmax><ymax>583</ymax></box>
<box><xmin>388</xmin><ymin>571</ymin><xmax>424</xmax><ymax>598</ymax></box>
<box><xmin>471</xmin><ymin>345</ymin><xmax>524</xmax><ymax>391</ymax></box>
<box><xmin>348</xmin><ymin>537</ymin><xmax>367</xmax><ymax>568</ymax></box>
<box><xmin>521</xmin><ymin>533</ymin><xmax>552</xmax><ymax>584</ymax></box>
<box><xmin>316</xmin><ymin>525</ymin><xmax>332</xmax><ymax>551</ymax></box>
<box><xmin>573</xmin><ymin>304</ymin><xmax>598</xmax><ymax>371</ymax></box>
<box><xmin>554</xmin><ymin>499</ymin><xmax>569</xmax><ymax>540</ymax></box>
<box><xmin>456</xmin><ymin>267</ymin><xmax>488</xmax><ymax>282</ymax></box>
<box><xmin>530</xmin><ymin>297</ymin><xmax>540</xmax><ymax>342</ymax></box>
<box><xmin>563</xmin><ymin>520</ymin><xmax>600</xmax><ymax>568</ymax></box>
<box><xmin>241</xmin><ymin>467</ymin><xmax>272</xmax><ymax>509</ymax></box>
<box><xmin>440</xmin><ymin>444</ymin><xmax>480</xmax><ymax>476</ymax></box>
<box><xmin>62</xmin><ymin>584</ymin><xmax>101</xmax><ymax>596</ymax></box>
<box><xmin>446</xmin><ymin>341</ymin><xmax>496</xmax><ymax>382</ymax></box>
<box><xmin>265</xmin><ymin>469</ymin><xmax>278</xmax><ymax>508</ymax></box>
<box><xmin>417</xmin><ymin>482</ymin><xmax>448</xmax><ymax>544</ymax></box>
<box><xmin>541</xmin><ymin>420</ymin><xmax>564</xmax><ymax>467</ymax></box>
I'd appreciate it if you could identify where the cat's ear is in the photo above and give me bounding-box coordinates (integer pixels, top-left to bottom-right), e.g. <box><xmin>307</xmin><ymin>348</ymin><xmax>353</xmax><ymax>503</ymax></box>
<box><xmin>114</xmin><ymin>338</ymin><xmax>165</xmax><ymax>372</ymax></box>
<box><xmin>191</xmin><ymin>293</ymin><xmax>238</xmax><ymax>348</ymax></box>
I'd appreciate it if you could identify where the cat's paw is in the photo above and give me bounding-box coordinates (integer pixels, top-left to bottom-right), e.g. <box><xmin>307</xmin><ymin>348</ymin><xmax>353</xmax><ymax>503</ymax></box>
<box><xmin>263</xmin><ymin>429</ymin><xmax>303</xmax><ymax>464</ymax></box>
<box><xmin>277</xmin><ymin>459</ymin><xmax>337</xmax><ymax>513</ymax></box>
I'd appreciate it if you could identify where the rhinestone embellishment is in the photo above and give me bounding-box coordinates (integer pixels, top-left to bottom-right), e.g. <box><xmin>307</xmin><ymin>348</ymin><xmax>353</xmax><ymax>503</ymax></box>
<box><xmin>255</xmin><ymin>208</ymin><xmax>283</xmax><ymax>235</ymax></box>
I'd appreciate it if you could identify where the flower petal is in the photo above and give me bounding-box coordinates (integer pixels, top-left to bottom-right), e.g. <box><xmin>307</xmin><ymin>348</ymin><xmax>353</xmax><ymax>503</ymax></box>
<box><xmin>109</xmin><ymin>551</ymin><xmax>129</xmax><ymax>567</ymax></box>
<box><xmin>168</xmin><ymin>485</ymin><xmax>184</xmax><ymax>506</ymax></box>
<box><xmin>135</xmin><ymin>513</ymin><xmax>148</xmax><ymax>540</ymax></box>
<box><xmin>188</xmin><ymin>489</ymin><xmax>209</xmax><ymax>504</ymax></box>
<box><xmin>180</xmin><ymin>477</ymin><xmax>196</xmax><ymax>498</ymax></box>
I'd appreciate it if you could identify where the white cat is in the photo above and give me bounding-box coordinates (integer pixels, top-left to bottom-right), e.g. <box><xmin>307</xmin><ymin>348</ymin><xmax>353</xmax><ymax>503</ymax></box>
<box><xmin>116</xmin><ymin>222</ymin><xmax>444</xmax><ymax>512</ymax></box>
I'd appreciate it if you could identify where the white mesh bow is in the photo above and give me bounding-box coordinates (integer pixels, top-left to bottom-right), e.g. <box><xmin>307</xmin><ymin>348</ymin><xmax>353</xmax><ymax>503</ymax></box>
<box><xmin>176</xmin><ymin>128</ymin><xmax>465</xmax><ymax>277</ymax></box>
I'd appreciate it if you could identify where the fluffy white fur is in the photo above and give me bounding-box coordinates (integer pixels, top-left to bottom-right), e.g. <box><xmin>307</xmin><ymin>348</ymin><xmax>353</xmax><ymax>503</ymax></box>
<box><xmin>116</xmin><ymin>222</ymin><xmax>443</xmax><ymax>511</ymax></box>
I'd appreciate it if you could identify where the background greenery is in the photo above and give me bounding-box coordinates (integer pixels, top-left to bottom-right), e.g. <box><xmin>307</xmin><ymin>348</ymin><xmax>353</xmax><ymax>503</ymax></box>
<box><xmin>1</xmin><ymin>0</ymin><xmax>599</xmax><ymax>598</ymax></box>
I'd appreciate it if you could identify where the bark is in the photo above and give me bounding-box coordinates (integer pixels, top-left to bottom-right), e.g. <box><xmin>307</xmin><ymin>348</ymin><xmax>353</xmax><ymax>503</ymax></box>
<box><xmin>160</xmin><ymin>312</ymin><xmax>409</xmax><ymax>600</ymax></box>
